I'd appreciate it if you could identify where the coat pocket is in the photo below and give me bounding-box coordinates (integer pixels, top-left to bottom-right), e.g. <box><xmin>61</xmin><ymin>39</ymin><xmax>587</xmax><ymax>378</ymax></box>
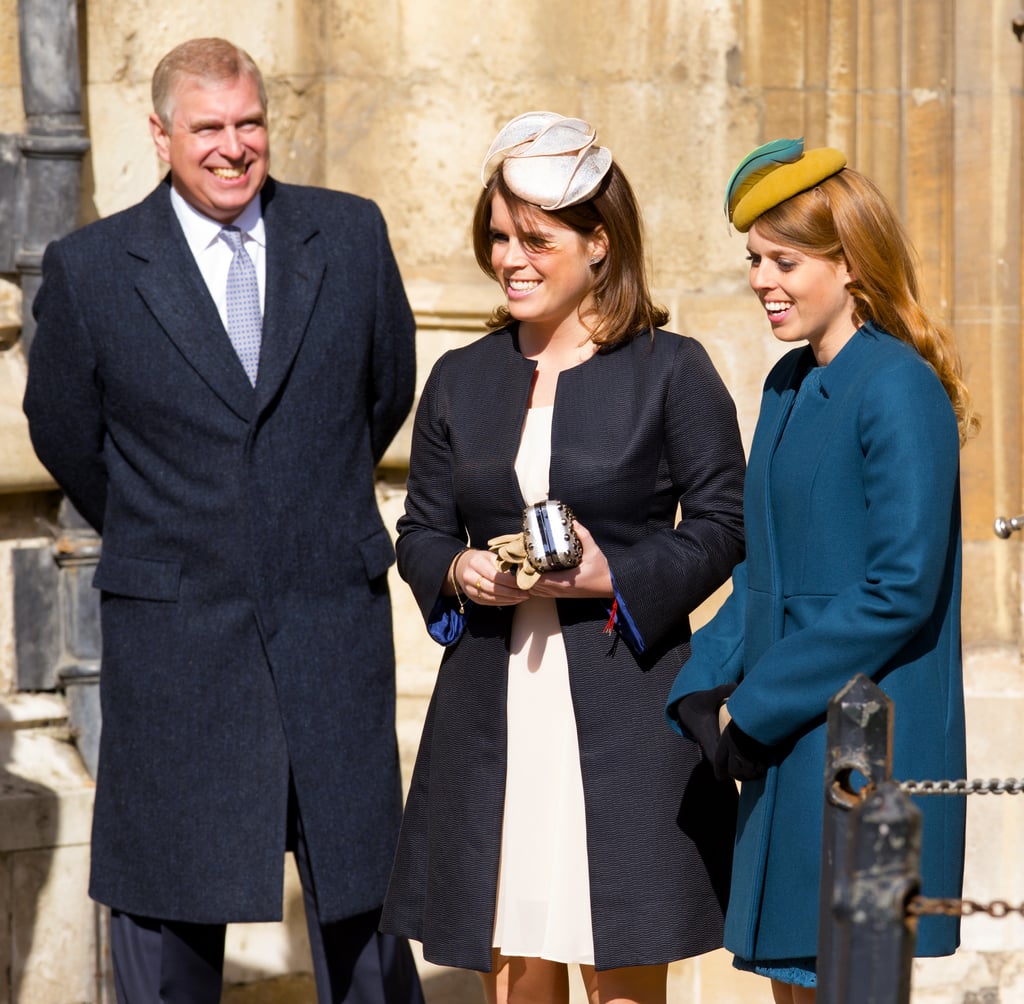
<box><xmin>782</xmin><ymin>592</ymin><xmax>833</xmax><ymax>634</ymax></box>
<box><xmin>92</xmin><ymin>551</ymin><xmax>182</xmax><ymax>602</ymax></box>
<box><xmin>357</xmin><ymin>526</ymin><xmax>397</xmax><ymax>582</ymax></box>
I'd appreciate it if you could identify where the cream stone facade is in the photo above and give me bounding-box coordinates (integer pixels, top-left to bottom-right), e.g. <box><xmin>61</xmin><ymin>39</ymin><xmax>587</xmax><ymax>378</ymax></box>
<box><xmin>0</xmin><ymin>2</ymin><xmax>1022</xmax><ymax>1001</ymax></box>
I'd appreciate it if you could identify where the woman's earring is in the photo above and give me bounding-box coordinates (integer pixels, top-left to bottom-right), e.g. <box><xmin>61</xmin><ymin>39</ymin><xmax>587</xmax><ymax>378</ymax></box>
<box><xmin>590</xmin><ymin>256</ymin><xmax>602</xmax><ymax>265</ymax></box>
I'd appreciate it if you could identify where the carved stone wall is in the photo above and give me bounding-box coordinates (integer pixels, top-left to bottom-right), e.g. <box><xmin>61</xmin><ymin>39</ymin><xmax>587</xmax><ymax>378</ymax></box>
<box><xmin>0</xmin><ymin>1</ymin><xmax>1021</xmax><ymax>1000</ymax></box>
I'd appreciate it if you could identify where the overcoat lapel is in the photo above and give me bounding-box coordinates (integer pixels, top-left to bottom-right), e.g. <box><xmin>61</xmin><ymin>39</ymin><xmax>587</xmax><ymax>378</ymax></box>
<box><xmin>129</xmin><ymin>183</ymin><xmax>256</xmax><ymax>420</ymax></box>
<box><xmin>255</xmin><ymin>181</ymin><xmax>325</xmax><ymax>413</ymax></box>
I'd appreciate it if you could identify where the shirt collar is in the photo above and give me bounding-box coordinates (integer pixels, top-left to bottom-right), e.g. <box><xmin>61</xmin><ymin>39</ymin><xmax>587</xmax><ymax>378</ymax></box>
<box><xmin>169</xmin><ymin>186</ymin><xmax>266</xmax><ymax>255</ymax></box>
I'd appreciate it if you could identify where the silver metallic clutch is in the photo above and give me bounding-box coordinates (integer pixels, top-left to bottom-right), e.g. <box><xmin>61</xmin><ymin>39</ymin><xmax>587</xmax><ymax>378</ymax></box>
<box><xmin>521</xmin><ymin>500</ymin><xmax>583</xmax><ymax>573</ymax></box>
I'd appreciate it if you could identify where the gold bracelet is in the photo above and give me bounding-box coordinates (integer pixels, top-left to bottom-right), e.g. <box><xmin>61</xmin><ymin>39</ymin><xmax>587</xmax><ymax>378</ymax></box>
<box><xmin>449</xmin><ymin>549</ymin><xmax>469</xmax><ymax>614</ymax></box>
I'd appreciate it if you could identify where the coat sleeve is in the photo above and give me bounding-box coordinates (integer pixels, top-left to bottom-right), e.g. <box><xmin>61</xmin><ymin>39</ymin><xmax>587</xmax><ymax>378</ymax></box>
<box><xmin>367</xmin><ymin>203</ymin><xmax>416</xmax><ymax>463</ymax></box>
<box><xmin>726</xmin><ymin>357</ymin><xmax>961</xmax><ymax>747</ymax></box>
<box><xmin>605</xmin><ymin>336</ymin><xmax>746</xmax><ymax>656</ymax></box>
<box><xmin>395</xmin><ymin>352</ymin><xmax>469</xmax><ymax>644</ymax></box>
<box><xmin>23</xmin><ymin>239</ymin><xmax>108</xmax><ymax>532</ymax></box>
<box><xmin>665</xmin><ymin>558</ymin><xmax>749</xmax><ymax>733</ymax></box>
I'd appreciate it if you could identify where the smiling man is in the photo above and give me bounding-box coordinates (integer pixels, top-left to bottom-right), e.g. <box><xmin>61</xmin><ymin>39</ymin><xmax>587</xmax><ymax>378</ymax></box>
<box><xmin>149</xmin><ymin>46</ymin><xmax>270</xmax><ymax>225</ymax></box>
<box><xmin>23</xmin><ymin>37</ymin><xmax>423</xmax><ymax>1004</ymax></box>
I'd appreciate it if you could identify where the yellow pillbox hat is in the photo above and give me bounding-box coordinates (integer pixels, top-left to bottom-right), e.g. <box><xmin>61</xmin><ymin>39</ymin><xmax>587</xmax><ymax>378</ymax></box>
<box><xmin>725</xmin><ymin>138</ymin><xmax>847</xmax><ymax>232</ymax></box>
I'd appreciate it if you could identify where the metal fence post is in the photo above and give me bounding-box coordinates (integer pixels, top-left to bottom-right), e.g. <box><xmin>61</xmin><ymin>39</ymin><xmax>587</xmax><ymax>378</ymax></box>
<box><xmin>818</xmin><ymin>674</ymin><xmax>895</xmax><ymax>1002</ymax></box>
<box><xmin>834</xmin><ymin>782</ymin><xmax>921</xmax><ymax>1003</ymax></box>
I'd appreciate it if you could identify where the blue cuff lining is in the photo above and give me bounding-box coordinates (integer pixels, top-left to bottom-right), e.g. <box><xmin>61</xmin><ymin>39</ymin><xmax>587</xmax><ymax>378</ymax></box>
<box><xmin>426</xmin><ymin>596</ymin><xmax>467</xmax><ymax>645</ymax></box>
<box><xmin>609</xmin><ymin>574</ymin><xmax>644</xmax><ymax>653</ymax></box>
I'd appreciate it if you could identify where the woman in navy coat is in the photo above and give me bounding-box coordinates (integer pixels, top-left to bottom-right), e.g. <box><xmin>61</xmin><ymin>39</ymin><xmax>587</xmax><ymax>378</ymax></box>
<box><xmin>381</xmin><ymin>113</ymin><xmax>746</xmax><ymax>1003</ymax></box>
<box><xmin>666</xmin><ymin>139</ymin><xmax>978</xmax><ymax>1001</ymax></box>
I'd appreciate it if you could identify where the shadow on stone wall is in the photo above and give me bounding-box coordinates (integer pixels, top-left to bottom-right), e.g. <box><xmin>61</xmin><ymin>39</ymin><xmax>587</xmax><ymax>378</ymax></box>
<box><xmin>220</xmin><ymin>895</ymin><xmax>486</xmax><ymax>1003</ymax></box>
<box><xmin>222</xmin><ymin>870</ymin><xmax>316</xmax><ymax>997</ymax></box>
<box><xmin>0</xmin><ymin>704</ymin><xmax>60</xmax><ymax>1003</ymax></box>
<box><xmin>418</xmin><ymin>964</ymin><xmax>485</xmax><ymax>1003</ymax></box>
<box><xmin>223</xmin><ymin>963</ymin><xmax>484</xmax><ymax>1004</ymax></box>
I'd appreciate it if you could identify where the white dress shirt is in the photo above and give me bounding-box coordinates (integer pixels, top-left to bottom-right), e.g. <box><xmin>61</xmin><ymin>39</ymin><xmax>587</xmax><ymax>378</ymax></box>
<box><xmin>169</xmin><ymin>186</ymin><xmax>267</xmax><ymax>331</ymax></box>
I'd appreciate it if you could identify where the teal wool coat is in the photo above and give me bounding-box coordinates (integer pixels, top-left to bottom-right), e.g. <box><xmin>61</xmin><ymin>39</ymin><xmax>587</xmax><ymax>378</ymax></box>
<box><xmin>667</xmin><ymin>323</ymin><xmax>966</xmax><ymax>963</ymax></box>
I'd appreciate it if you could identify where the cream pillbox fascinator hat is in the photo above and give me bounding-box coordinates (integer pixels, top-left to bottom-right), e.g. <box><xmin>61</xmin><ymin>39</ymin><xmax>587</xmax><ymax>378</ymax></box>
<box><xmin>481</xmin><ymin>111</ymin><xmax>613</xmax><ymax>210</ymax></box>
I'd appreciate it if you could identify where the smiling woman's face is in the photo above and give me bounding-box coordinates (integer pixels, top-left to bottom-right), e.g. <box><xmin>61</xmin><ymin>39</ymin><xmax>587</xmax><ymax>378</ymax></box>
<box><xmin>487</xmin><ymin>193</ymin><xmax>605</xmax><ymax>339</ymax></box>
<box><xmin>746</xmin><ymin>223</ymin><xmax>858</xmax><ymax>365</ymax></box>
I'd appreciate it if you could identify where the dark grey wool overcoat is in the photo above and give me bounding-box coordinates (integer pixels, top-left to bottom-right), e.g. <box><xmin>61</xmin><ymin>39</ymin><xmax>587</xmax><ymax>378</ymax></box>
<box><xmin>380</xmin><ymin>325</ymin><xmax>746</xmax><ymax>971</ymax></box>
<box><xmin>23</xmin><ymin>177</ymin><xmax>415</xmax><ymax>924</ymax></box>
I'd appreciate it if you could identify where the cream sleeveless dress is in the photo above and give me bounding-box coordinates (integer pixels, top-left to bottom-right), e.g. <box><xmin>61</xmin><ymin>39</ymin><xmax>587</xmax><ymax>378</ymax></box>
<box><xmin>491</xmin><ymin>405</ymin><xmax>595</xmax><ymax>964</ymax></box>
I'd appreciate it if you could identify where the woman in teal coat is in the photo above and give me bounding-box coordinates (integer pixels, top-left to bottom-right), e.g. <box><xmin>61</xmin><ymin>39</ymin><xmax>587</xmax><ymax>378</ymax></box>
<box><xmin>666</xmin><ymin>139</ymin><xmax>978</xmax><ymax>1002</ymax></box>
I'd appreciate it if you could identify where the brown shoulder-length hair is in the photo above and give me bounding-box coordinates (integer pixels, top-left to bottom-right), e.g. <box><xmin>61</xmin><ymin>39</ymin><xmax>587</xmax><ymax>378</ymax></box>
<box><xmin>753</xmin><ymin>168</ymin><xmax>978</xmax><ymax>445</ymax></box>
<box><xmin>152</xmin><ymin>38</ymin><xmax>267</xmax><ymax>129</ymax></box>
<box><xmin>471</xmin><ymin>163</ymin><xmax>668</xmax><ymax>348</ymax></box>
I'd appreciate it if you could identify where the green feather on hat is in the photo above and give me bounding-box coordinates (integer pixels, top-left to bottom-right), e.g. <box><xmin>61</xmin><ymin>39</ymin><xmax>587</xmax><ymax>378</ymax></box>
<box><xmin>725</xmin><ymin>137</ymin><xmax>847</xmax><ymax>232</ymax></box>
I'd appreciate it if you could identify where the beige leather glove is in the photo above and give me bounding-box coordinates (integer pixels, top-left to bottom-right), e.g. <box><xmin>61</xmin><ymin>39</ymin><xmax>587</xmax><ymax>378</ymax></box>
<box><xmin>487</xmin><ymin>532</ymin><xmax>542</xmax><ymax>590</ymax></box>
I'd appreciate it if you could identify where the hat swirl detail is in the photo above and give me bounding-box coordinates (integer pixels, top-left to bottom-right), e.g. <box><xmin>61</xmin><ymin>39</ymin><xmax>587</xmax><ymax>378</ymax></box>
<box><xmin>481</xmin><ymin>111</ymin><xmax>612</xmax><ymax>210</ymax></box>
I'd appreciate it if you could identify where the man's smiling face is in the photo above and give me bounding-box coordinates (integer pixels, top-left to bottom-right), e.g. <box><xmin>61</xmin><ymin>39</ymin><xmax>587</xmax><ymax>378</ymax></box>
<box><xmin>149</xmin><ymin>71</ymin><xmax>269</xmax><ymax>224</ymax></box>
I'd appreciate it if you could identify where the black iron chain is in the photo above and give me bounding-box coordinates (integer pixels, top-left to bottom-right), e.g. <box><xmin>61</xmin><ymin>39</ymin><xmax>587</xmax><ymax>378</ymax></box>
<box><xmin>908</xmin><ymin>896</ymin><xmax>1024</xmax><ymax>919</ymax></box>
<box><xmin>897</xmin><ymin>778</ymin><xmax>1022</xmax><ymax>918</ymax></box>
<box><xmin>898</xmin><ymin>777</ymin><xmax>1024</xmax><ymax>796</ymax></box>
<box><xmin>832</xmin><ymin>778</ymin><xmax>1024</xmax><ymax>920</ymax></box>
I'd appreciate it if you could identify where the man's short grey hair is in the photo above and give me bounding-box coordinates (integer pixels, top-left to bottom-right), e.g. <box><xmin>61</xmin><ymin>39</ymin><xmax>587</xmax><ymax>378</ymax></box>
<box><xmin>151</xmin><ymin>37</ymin><xmax>267</xmax><ymax>129</ymax></box>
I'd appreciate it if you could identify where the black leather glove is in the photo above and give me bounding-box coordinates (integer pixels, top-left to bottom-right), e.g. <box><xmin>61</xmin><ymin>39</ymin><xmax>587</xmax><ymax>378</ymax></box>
<box><xmin>714</xmin><ymin>720</ymin><xmax>775</xmax><ymax>782</ymax></box>
<box><xmin>671</xmin><ymin>683</ymin><xmax>736</xmax><ymax>764</ymax></box>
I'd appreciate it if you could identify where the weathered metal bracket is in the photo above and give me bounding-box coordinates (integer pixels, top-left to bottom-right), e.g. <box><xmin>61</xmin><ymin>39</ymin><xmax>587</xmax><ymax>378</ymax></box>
<box><xmin>0</xmin><ymin>134</ymin><xmax>21</xmax><ymax>274</ymax></box>
<box><xmin>13</xmin><ymin>499</ymin><xmax>102</xmax><ymax>777</ymax></box>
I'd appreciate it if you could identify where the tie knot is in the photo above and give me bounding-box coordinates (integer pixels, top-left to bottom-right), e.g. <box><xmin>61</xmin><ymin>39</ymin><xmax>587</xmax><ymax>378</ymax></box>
<box><xmin>221</xmin><ymin>226</ymin><xmax>245</xmax><ymax>252</ymax></box>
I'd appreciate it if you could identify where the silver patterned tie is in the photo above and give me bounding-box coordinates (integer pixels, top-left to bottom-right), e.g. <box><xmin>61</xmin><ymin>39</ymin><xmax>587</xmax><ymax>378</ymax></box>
<box><xmin>220</xmin><ymin>226</ymin><xmax>262</xmax><ymax>385</ymax></box>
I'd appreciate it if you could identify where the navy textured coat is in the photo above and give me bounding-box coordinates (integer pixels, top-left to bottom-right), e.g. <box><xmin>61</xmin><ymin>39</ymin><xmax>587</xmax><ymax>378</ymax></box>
<box><xmin>667</xmin><ymin>323</ymin><xmax>966</xmax><ymax>963</ymax></box>
<box><xmin>380</xmin><ymin>325</ymin><xmax>747</xmax><ymax>971</ymax></box>
<box><xmin>23</xmin><ymin>177</ymin><xmax>415</xmax><ymax>924</ymax></box>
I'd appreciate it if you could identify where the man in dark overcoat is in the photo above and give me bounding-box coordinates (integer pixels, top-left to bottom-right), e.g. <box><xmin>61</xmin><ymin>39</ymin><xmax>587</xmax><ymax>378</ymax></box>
<box><xmin>22</xmin><ymin>36</ymin><xmax>423</xmax><ymax>1004</ymax></box>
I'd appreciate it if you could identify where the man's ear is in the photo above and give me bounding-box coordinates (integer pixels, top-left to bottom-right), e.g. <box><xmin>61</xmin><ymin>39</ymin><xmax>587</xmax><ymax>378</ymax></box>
<box><xmin>149</xmin><ymin>113</ymin><xmax>172</xmax><ymax>165</ymax></box>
